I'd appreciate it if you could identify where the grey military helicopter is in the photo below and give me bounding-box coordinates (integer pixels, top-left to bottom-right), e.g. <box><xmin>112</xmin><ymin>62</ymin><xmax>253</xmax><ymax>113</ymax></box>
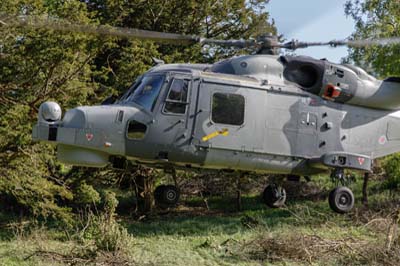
<box><xmin>5</xmin><ymin>14</ymin><xmax>400</xmax><ymax>213</ymax></box>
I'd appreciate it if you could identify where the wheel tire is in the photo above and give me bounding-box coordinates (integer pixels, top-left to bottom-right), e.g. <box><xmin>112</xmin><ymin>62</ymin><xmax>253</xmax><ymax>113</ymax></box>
<box><xmin>262</xmin><ymin>184</ymin><xmax>286</xmax><ymax>208</ymax></box>
<box><xmin>154</xmin><ymin>185</ymin><xmax>166</xmax><ymax>204</ymax></box>
<box><xmin>328</xmin><ymin>186</ymin><xmax>355</xmax><ymax>213</ymax></box>
<box><xmin>154</xmin><ymin>185</ymin><xmax>180</xmax><ymax>208</ymax></box>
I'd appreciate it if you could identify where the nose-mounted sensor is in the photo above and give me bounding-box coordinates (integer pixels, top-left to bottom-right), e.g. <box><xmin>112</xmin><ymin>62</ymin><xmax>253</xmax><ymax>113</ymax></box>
<box><xmin>39</xmin><ymin>101</ymin><xmax>62</xmax><ymax>123</ymax></box>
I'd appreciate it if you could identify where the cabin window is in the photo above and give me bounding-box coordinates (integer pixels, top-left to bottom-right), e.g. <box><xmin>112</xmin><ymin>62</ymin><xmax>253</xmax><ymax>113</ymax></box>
<box><xmin>211</xmin><ymin>93</ymin><xmax>245</xmax><ymax>126</ymax></box>
<box><xmin>127</xmin><ymin>120</ymin><xmax>147</xmax><ymax>140</ymax></box>
<box><xmin>164</xmin><ymin>79</ymin><xmax>189</xmax><ymax>114</ymax></box>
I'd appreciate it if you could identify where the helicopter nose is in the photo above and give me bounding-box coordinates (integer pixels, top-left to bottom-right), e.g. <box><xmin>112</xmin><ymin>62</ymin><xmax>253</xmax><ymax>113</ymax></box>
<box><xmin>62</xmin><ymin>105</ymin><xmax>124</xmax><ymax>129</ymax></box>
<box><xmin>62</xmin><ymin>107</ymin><xmax>87</xmax><ymax>128</ymax></box>
<box><xmin>60</xmin><ymin>105</ymin><xmax>144</xmax><ymax>154</ymax></box>
<box><xmin>57</xmin><ymin>106</ymin><xmax>125</xmax><ymax>155</ymax></box>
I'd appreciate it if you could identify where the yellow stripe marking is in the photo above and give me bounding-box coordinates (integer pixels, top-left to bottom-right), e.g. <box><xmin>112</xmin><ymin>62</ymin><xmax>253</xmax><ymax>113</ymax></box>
<box><xmin>202</xmin><ymin>128</ymin><xmax>229</xmax><ymax>142</ymax></box>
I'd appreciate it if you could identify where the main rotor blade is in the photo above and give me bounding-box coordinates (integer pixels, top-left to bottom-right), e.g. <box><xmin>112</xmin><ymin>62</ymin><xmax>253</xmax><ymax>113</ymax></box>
<box><xmin>200</xmin><ymin>38</ymin><xmax>258</xmax><ymax>48</ymax></box>
<box><xmin>347</xmin><ymin>38</ymin><xmax>400</xmax><ymax>47</ymax></box>
<box><xmin>6</xmin><ymin>13</ymin><xmax>398</xmax><ymax>51</ymax></box>
<box><xmin>0</xmin><ymin>13</ymin><xmax>276</xmax><ymax>50</ymax></box>
<box><xmin>0</xmin><ymin>13</ymin><xmax>200</xmax><ymax>44</ymax></box>
<box><xmin>0</xmin><ymin>13</ymin><xmax>263</xmax><ymax>49</ymax></box>
<box><xmin>282</xmin><ymin>38</ymin><xmax>400</xmax><ymax>50</ymax></box>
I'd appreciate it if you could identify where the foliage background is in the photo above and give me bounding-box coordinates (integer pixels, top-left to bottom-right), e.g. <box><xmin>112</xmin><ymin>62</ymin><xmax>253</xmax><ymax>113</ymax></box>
<box><xmin>344</xmin><ymin>0</ymin><xmax>400</xmax><ymax>76</ymax></box>
<box><xmin>0</xmin><ymin>0</ymin><xmax>276</xmax><ymax>222</ymax></box>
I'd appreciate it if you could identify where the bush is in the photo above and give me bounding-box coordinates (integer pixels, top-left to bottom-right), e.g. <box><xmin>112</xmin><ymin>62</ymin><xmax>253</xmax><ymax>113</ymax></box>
<box><xmin>89</xmin><ymin>214</ymin><xmax>131</xmax><ymax>252</ymax></box>
<box><xmin>382</xmin><ymin>154</ymin><xmax>400</xmax><ymax>190</ymax></box>
<box><xmin>0</xmin><ymin>144</ymin><xmax>74</xmax><ymax>225</ymax></box>
<box><xmin>79</xmin><ymin>192</ymin><xmax>132</xmax><ymax>253</ymax></box>
<box><xmin>75</xmin><ymin>182</ymin><xmax>101</xmax><ymax>206</ymax></box>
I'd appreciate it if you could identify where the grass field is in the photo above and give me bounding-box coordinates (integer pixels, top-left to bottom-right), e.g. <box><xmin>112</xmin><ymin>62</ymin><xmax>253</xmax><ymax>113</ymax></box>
<box><xmin>0</xmin><ymin>177</ymin><xmax>399</xmax><ymax>266</ymax></box>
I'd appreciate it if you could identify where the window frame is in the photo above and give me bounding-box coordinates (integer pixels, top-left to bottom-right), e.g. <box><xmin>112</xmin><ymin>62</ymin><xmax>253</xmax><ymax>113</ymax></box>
<box><xmin>210</xmin><ymin>92</ymin><xmax>246</xmax><ymax>127</ymax></box>
<box><xmin>162</xmin><ymin>77</ymin><xmax>191</xmax><ymax>116</ymax></box>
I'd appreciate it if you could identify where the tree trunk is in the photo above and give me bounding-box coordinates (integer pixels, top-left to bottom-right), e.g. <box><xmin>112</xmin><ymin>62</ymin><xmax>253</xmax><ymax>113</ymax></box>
<box><xmin>135</xmin><ymin>174</ymin><xmax>154</xmax><ymax>214</ymax></box>
<box><xmin>362</xmin><ymin>172</ymin><xmax>369</xmax><ymax>206</ymax></box>
<box><xmin>236</xmin><ymin>174</ymin><xmax>243</xmax><ymax>211</ymax></box>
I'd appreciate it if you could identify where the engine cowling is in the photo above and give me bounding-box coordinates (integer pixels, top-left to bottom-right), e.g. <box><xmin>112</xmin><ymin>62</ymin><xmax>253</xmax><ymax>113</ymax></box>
<box><xmin>280</xmin><ymin>56</ymin><xmax>400</xmax><ymax>111</ymax></box>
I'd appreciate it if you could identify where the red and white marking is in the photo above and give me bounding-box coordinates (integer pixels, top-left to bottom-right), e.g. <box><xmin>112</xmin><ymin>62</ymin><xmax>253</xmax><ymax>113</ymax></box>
<box><xmin>378</xmin><ymin>135</ymin><xmax>387</xmax><ymax>145</ymax></box>
<box><xmin>86</xmin><ymin>133</ymin><xmax>94</xmax><ymax>141</ymax></box>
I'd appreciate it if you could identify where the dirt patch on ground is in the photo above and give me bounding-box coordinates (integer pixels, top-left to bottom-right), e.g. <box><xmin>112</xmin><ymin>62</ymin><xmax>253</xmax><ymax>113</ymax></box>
<box><xmin>235</xmin><ymin>204</ymin><xmax>400</xmax><ymax>265</ymax></box>
<box><xmin>241</xmin><ymin>233</ymin><xmax>400</xmax><ymax>265</ymax></box>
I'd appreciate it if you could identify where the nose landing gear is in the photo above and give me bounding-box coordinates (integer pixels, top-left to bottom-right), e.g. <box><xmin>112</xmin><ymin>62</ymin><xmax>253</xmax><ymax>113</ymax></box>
<box><xmin>328</xmin><ymin>168</ymin><xmax>355</xmax><ymax>213</ymax></box>
<box><xmin>328</xmin><ymin>186</ymin><xmax>354</xmax><ymax>213</ymax></box>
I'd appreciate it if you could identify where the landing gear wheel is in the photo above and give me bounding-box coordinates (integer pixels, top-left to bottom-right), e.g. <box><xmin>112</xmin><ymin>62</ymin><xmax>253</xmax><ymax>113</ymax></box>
<box><xmin>328</xmin><ymin>186</ymin><xmax>354</xmax><ymax>213</ymax></box>
<box><xmin>154</xmin><ymin>185</ymin><xmax>180</xmax><ymax>208</ymax></box>
<box><xmin>262</xmin><ymin>184</ymin><xmax>286</xmax><ymax>208</ymax></box>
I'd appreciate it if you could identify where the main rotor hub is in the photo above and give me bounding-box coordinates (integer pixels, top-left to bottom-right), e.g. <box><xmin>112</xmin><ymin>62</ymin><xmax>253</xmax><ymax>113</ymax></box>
<box><xmin>256</xmin><ymin>35</ymin><xmax>280</xmax><ymax>55</ymax></box>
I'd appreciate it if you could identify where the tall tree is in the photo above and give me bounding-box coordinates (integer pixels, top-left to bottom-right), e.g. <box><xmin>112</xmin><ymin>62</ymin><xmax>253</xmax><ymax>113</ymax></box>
<box><xmin>345</xmin><ymin>0</ymin><xmax>400</xmax><ymax>77</ymax></box>
<box><xmin>0</xmin><ymin>0</ymin><xmax>100</xmax><ymax>221</ymax></box>
<box><xmin>84</xmin><ymin>0</ymin><xmax>276</xmax><ymax>92</ymax></box>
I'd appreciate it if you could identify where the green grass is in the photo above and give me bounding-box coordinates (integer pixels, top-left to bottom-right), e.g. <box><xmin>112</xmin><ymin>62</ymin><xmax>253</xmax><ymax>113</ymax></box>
<box><xmin>0</xmin><ymin>177</ymin><xmax>399</xmax><ymax>266</ymax></box>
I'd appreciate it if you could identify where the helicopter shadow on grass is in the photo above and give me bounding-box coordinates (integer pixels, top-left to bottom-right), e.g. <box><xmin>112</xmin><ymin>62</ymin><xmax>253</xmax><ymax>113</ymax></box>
<box><xmin>124</xmin><ymin>195</ymin><xmax>330</xmax><ymax>237</ymax></box>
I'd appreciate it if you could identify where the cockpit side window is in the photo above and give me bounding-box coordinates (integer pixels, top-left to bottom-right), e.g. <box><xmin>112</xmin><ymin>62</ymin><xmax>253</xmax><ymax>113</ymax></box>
<box><xmin>120</xmin><ymin>74</ymin><xmax>165</xmax><ymax>111</ymax></box>
<box><xmin>163</xmin><ymin>79</ymin><xmax>189</xmax><ymax>114</ymax></box>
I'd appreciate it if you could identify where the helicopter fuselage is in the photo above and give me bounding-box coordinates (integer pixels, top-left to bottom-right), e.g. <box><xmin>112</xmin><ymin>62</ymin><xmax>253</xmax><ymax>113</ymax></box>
<box><xmin>32</xmin><ymin>55</ymin><xmax>400</xmax><ymax>175</ymax></box>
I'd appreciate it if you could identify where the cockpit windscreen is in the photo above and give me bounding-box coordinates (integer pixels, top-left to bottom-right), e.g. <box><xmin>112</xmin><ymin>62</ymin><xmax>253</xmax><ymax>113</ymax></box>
<box><xmin>119</xmin><ymin>74</ymin><xmax>165</xmax><ymax>111</ymax></box>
